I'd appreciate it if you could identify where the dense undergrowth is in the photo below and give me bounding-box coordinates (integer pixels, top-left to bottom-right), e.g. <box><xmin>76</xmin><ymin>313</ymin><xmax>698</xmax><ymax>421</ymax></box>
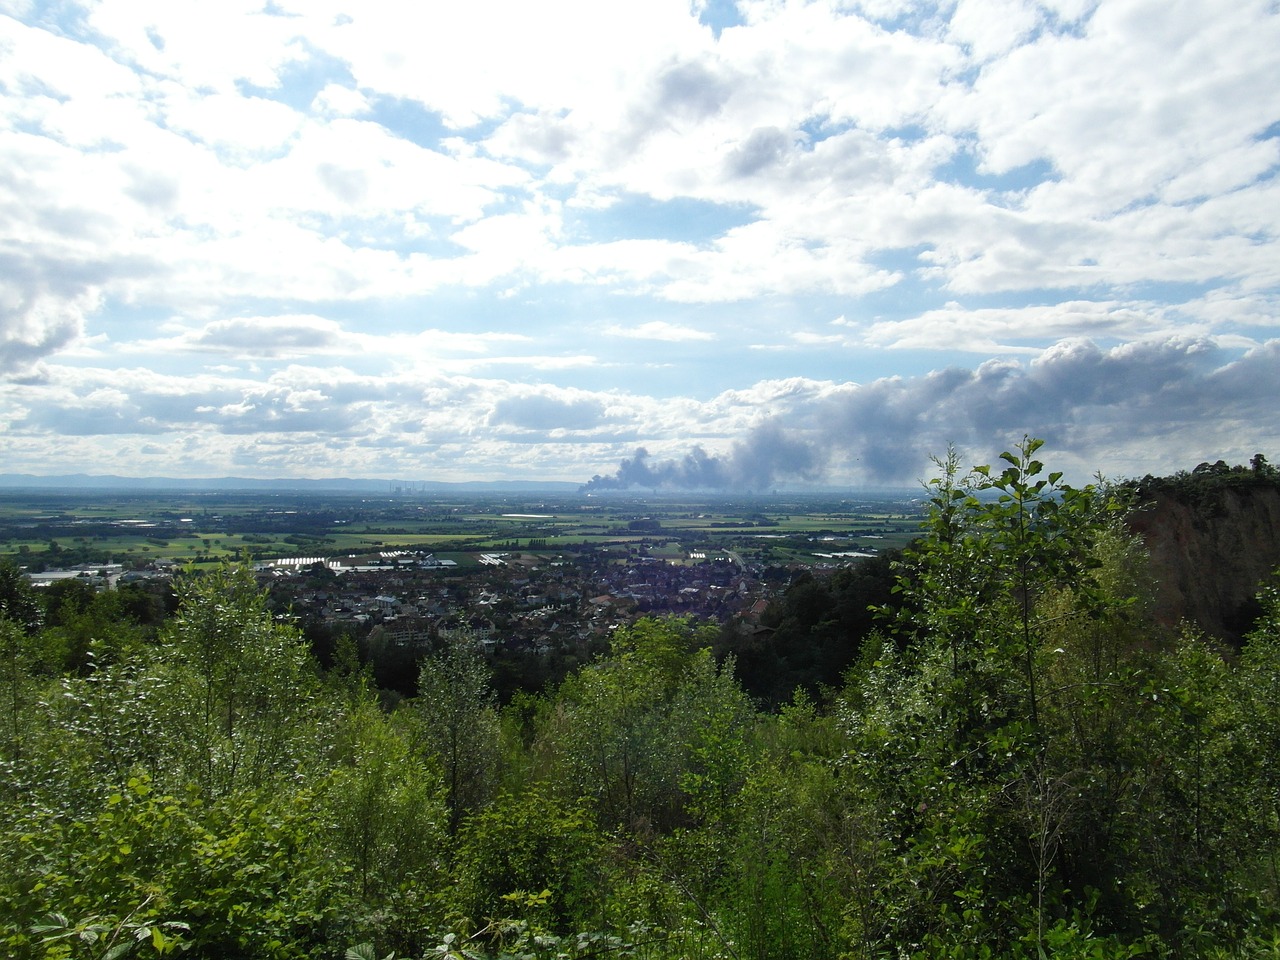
<box><xmin>3</xmin><ymin>439</ymin><xmax>1280</xmax><ymax>959</ymax></box>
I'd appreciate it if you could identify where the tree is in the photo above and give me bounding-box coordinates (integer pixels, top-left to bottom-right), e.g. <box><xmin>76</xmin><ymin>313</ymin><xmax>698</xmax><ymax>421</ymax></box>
<box><xmin>457</xmin><ymin>786</ymin><xmax>605</xmax><ymax>934</ymax></box>
<box><xmin>413</xmin><ymin>633</ymin><xmax>500</xmax><ymax>834</ymax></box>
<box><xmin>734</xmin><ymin>554</ymin><xmax>899</xmax><ymax>704</ymax></box>
<box><xmin>1224</xmin><ymin>574</ymin><xmax>1280</xmax><ymax>917</ymax></box>
<box><xmin>0</xmin><ymin>558</ymin><xmax>41</xmax><ymax>634</ymax></box>
<box><xmin>716</xmin><ymin>695</ymin><xmax>856</xmax><ymax>960</ymax></box>
<box><xmin>40</xmin><ymin>587</ymin><xmax>149</xmax><ymax>674</ymax></box>
<box><xmin>41</xmin><ymin>577</ymin><xmax>96</xmax><ymax>629</ymax></box>
<box><xmin>153</xmin><ymin>562</ymin><xmax>322</xmax><ymax>798</ymax></box>
<box><xmin>844</xmin><ymin>439</ymin><xmax>1148</xmax><ymax>954</ymax></box>
<box><xmin>547</xmin><ymin>617</ymin><xmax>713</xmax><ymax>832</ymax></box>
<box><xmin>324</xmin><ymin>698</ymin><xmax>450</xmax><ymax>954</ymax></box>
<box><xmin>0</xmin><ymin>619</ymin><xmax>32</xmax><ymax>767</ymax></box>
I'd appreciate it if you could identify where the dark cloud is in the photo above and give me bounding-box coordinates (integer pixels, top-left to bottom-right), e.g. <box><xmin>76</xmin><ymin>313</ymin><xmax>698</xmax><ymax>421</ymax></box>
<box><xmin>582</xmin><ymin>423</ymin><xmax>824</xmax><ymax>492</ymax></box>
<box><xmin>726</xmin><ymin>421</ymin><xmax>824</xmax><ymax>483</ymax></box>
<box><xmin>583</xmin><ymin>337</ymin><xmax>1280</xmax><ymax>489</ymax></box>
<box><xmin>0</xmin><ymin>250</ymin><xmax>102</xmax><ymax>376</ymax></box>
<box><xmin>489</xmin><ymin>394</ymin><xmax>607</xmax><ymax>432</ymax></box>
<box><xmin>812</xmin><ymin>336</ymin><xmax>1265</xmax><ymax>481</ymax></box>
<box><xmin>656</xmin><ymin>61</ymin><xmax>732</xmax><ymax>120</ymax></box>
<box><xmin>610</xmin><ymin>59</ymin><xmax>736</xmax><ymax>161</ymax></box>
<box><xmin>1206</xmin><ymin>339</ymin><xmax>1280</xmax><ymax>404</ymax></box>
<box><xmin>727</xmin><ymin>127</ymin><xmax>793</xmax><ymax>177</ymax></box>
<box><xmin>189</xmin><ymin>316</ymin><xmax>343</xmax><ymax>356</ymax></box>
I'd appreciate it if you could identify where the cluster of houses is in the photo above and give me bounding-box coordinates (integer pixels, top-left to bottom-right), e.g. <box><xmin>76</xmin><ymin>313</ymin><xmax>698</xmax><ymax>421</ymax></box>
<box><xmin>19</xmin><ymin>543</ymin><xmax>807</xmax><ymax>683</ymax></box>
<box><xmin>260</xmin><ymin>547</ymin><xmax>779</xmax><ymax>660</ymax></box>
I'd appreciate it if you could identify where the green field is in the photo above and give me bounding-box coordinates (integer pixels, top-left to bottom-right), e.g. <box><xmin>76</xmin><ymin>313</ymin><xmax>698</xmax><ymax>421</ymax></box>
<box><xmin>0</xmin><ymin>489</ymin><xmax>924</xmax><ymax>571</ymax></box>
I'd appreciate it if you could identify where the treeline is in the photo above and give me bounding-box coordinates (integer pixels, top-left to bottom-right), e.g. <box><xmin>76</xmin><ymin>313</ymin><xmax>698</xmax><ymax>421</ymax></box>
<box><xmin>1126</xmin><ymin>453</ymin><xmax>1279</xmax><ymax>511</ymax></box>
<box><xmin>3</xmin><ymin>439</ymin><xmax>1280</xmax><ymax>959</ymax></box>
<box><xmin>718</xmin><ymin>552</ymin><xmax>900</xmax><ymax>704</ymax></box>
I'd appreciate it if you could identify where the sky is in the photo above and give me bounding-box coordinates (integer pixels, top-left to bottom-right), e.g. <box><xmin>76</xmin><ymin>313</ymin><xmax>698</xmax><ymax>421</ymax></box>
<box><xmin>1</xmin><ymin>0</ymin><xmax>1278</xmax><ymax>490</ymax></box>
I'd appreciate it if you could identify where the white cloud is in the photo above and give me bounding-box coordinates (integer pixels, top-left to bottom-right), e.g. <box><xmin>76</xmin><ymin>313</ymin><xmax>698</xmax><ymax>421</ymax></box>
<box><xmin>159</xmin><ymin>91</ymin><xmax>303</xmax><ymax>156</ymax></box>
<box><xmin>604</xmin><ymin>321</ymin><xmax>715</xmax><ymax>342</ymax></box>
<box><xmin>312</xmin><ymin>83</ymin><xmax>370</xmax><ymax>118</ymax></box>
<box><xmin>0</xmin><ymin>16</ymin><xmax>140</xmax><ymax>106</ymax></box>
<box><xmin>5</xmin><ymin>334</ymin><xmax>1278</xmax><ymax>484</ymax></box>
<box><xmin>124</xmin><ymin>314</ymin><xmax>537</xmax><ymax>366</ymax></box>
<box><xmin>946</xmin><ymin>0</ymin><xmax>1280</xmax><ymax>206</ymax></box>
<box><xmin>861</xmin><ymin>300</ymin><xmax>1177</xmax><ymax>352</ymax></box>
<box><xmin>84</xmin><ymin>0</ymin><xmax>308</xmax><ymax>93</ymax></box>
<box><xmin>948</xmin><ymin>0</ymin><xmax>1043</xmax><ymax>61</ymax></box>
<box><xmin>303</xmin><ymin>0</ymin><xmax>709</xmax><ymax>128</ymax></box>
<box><xmin>1</xmin><ymin>1</ymin><xmax>1277</xmax><ymax>482</ymax></box>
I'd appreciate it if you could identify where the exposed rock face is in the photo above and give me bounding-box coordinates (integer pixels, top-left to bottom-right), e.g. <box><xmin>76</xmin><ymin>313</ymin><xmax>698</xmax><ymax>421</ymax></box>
<box><xmin>1126</xmin><ymin>484</ymin><xmax>1280</xmax><ymax>642</ymax></box>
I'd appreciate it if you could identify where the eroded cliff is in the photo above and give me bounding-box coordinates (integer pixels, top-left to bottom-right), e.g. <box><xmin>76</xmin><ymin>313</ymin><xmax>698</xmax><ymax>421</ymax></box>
<box><xmin>1126</xmin><ymin>481</ymin><xmax>1280</xmax><ymax>641</ymax></box>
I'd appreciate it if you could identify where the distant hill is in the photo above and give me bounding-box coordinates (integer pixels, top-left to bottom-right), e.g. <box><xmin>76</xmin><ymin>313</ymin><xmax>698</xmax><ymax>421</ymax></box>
<box><xmin>0</xmin><ymin>473</ymin><xmax>581</xmax><ymax>494</ymax></box>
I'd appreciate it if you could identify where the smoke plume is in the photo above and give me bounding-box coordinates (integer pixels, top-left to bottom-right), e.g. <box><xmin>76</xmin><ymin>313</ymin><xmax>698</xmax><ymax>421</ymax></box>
<box><xmin>579</xmin><ymin>337</ymin><xmax>1280</xmax><ymax>491</ymax></box>
<box><xmin>580</xmin><ymin>423</ymin><xmax>823</xmax><ymax>492</ymax></box>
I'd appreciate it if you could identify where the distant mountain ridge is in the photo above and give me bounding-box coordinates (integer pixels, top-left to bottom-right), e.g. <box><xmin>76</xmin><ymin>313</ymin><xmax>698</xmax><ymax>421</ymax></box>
<box><xmin>0</xmin><ymin>473</ymin><xmax>581</xmax><ymax>494</ymax></box>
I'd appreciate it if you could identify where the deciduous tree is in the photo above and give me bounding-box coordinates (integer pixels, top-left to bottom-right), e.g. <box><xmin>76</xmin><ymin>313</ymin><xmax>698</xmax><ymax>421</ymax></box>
<box><xmin>413</xmin><ymin>633</ymin><xmax>500</xmax><ymax>834</ymax></box>
<box><xmin>153</xmin><ymin>562</ymin><xmax>322</xmax><ymax>797</ymax></box>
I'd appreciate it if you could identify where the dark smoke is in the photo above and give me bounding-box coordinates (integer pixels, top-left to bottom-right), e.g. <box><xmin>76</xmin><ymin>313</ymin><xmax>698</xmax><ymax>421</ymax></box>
<box><xmin>580</xmin><ymin>337</ymin><xmax>1280</xmax><ymax>492</ymax></box>
<box><xmin>580</xmin><ymin>423</ymin><xmax>823</xmax><ymax>492</ymax></box>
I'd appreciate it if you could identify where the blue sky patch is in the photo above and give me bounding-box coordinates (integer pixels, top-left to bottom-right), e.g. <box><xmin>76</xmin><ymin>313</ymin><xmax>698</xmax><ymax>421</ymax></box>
<box><xmin>566</xmin><ymin>194</ymin><xmax>757</xmax><ymax>244</ymax></box>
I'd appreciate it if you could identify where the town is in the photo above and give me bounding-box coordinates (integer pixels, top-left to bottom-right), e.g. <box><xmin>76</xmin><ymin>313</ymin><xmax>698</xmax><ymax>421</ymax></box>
<box><xmin>1</xmin><ymin>487</ymin><xmax>924</xmax><ymax>697</ymax></box>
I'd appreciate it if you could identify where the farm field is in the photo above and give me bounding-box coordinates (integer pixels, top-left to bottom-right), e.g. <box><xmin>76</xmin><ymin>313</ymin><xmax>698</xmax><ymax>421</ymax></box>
<box><xmin>0</xmin><ymin>488</ymin><xmax>925</xmax><ymax>572</ymax></box>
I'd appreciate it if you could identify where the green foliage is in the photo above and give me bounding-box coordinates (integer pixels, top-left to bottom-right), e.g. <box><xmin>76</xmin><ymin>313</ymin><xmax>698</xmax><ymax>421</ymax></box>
<box><xmin>0</xmin><ymin>775</ymin><xmax>343</xmax><ymax>960</ymax></box>
<box><xmin>1224</xmin><ymin>577</ymin><xmax>1280</xmax><ymax>916</ymax></box>
<box><xmin>457</xmin><ymin>786</ymin><xmax>606</xmax><ymax>934</ymax></box>
<box><xmin>1127</xmin><ymin>454</ymin><xmax>1280</xmax><ymax>515</ymax></box>
<box><xmin>1</xmin><ymin>616</ymin><xmax>34</xmax><ymax>766</ymax></box>
<box><xmin>547</xmin><ymin>617</ymin><xmax>748</xmax><ymax>833</ymax></box>
<box><xmin>30</xmin><ymin>910</ymin><xmax>189</xmax><ymax>960</ymax></box>
<box><xmin>371</xmin><ymin>919</ymin><xmax>680</xmax><ymax>960</ymax></box>
<box><xmin>845</xmin><ymin>440</ymin><xmax>1161</xmax><ymax>954</ymax></box>
<box><xmin>0</xmin><ymin>557</ymin><xmax>43</xmax><ymax>634</ymax></box>
<box><xmin>40</xmin><ymin>578</ymin><xmax>97</xmax><ymax>629</ymax></box>
<box><xmin>5</xmin><ymin>456</ymin><xmax>1280</xmax><ymax>959</ymax></box>
<box><xmin>39</xmin><ymin>584</ymin><xmax>150</xmax><ymax>673</ymax></box>
<box><xmin>413</xmin><ymin>633</ymin><xmax>501</xmax><ymax>834</ymax></box>
<box><xmin>152</xmin><ymin>562</ymin><xmax>324</xmax><ymax>797</ymax></box>
<box><xmin>23</xmin><ymin>652</ymin><xmax>166</xmax><ymax>810</ymax></box>
<box><xmin>1</xmin><ymin>561</ymin><xmax>349</xmax><ymax>959</ymax></box>
<box><xmin>731</xmin><ymin>552</ymin><xmax>899</xmax><ymax>704</ymax></box>
<box><xmin>889</xmin><ymin>438</ymin><xmax>1122</xmax><ymax>734</ymax></box>
<box><xmin>608</xmin><ymin>616</ymin><xmax>718</xmax><ymax>688</ymax></box>
<box><xmin>666</xmin><ymin>652</ymin><xmax>755</xmax><ymax>826</ymax></box>
<box><xmin>715</xmin><ymin>747</ymin><xmax>853</xmax><ymax>960</ymax></box>
<box><xmin>323</xmin><ymin>697</ymin><xmax>450</xmax><ymax>954</ymax></box>
<box><xmin>833</xmin><ymin>441</ymin><xmax>1280</xmax><ymax>957</ymax></box>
